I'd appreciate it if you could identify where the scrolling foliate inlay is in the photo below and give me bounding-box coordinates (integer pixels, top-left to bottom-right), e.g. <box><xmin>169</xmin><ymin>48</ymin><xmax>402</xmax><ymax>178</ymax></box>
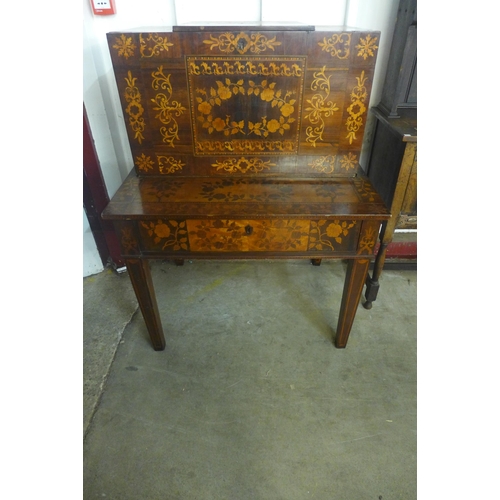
<box><xmin>309</xmin><ymin>156</ymin><xmax>336</xmax><ymax>174</ymax></box>
<box><xmin>357</xmin><ymin>225</ymin><xmax>377</xmax><ymax>254</ymax></box>
<box><xmin>211</xmin><ymin>157</ymin><xmax>276</xmax><ymax>174</ymax></box>
<box><xmin>188</xmin><ymin>60</ymin><xmax>303</xmax><ymax>77</ymax></box>
<box><xmin>135</xmin><ymin>153</ymin><xmax>186</xmax><ymax>174</ymax></box>
<box><xmin>196</xmin><ymin>139</ymin><xmax>295</xmax><ymax>154</ymax></box>
<box><xmin>136</xmin><ymin>153</ymin><xmax>185</xmax><ymax>174</ymax></box>
<box><xmin>158</xmin><ymin>156</ymin><xmax>185</xmax><ymax>174</ymax></box>
<box><xmin>124</xmin><ymin>71</ymin><xmax>145</xmax><ymax>144</ymax></box>
<box><xmin>203</xmin><ymin>32</ymin><xmax>281</xmax><ymax>54</ymax></box>
<box><xmin>346</xmin><ymin>71</ymin><xmax>368</xmax><ymax>144</ymax></box>
<box><xmin>305</xmin><ymin>67</ymin><xmax>340</xmax><ymax>147</ymax></box>
<box><xmin>151</xmin><ymin>66</ymin><xmax>186</xmax><ymax>147</ymax></box>
<box><xmin>113</xmin><ymin>34</ymin><xmax>136</xmax><ymax>59</ymax></box>
<box><xmin>356</xmin><ymin>34</ymin><xmax>378</xmax><ymax>60</ymax></box>
<box><xmin>318</xmin><ymin>34</ymin><xmax>351</xmax><ymax>59</ymax></box>
<box><xmin>139</xmin><ymin>33</ymin><xmax>174</xmax><ymax>58</ymax></box>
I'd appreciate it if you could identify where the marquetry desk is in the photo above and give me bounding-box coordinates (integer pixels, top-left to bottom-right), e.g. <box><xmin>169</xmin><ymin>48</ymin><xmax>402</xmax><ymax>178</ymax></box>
<box><xmin>102</xmin><ymin>26</ymin><xmax>390</xmax><ymax>350</ymax></box>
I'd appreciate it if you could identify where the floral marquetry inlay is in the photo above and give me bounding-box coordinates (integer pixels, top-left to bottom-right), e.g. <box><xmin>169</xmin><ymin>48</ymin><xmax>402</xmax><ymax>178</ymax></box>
<box><xmin>120</xmin><ymin>226</ymin><xmax>139</xmax><ymax>254</ymax></box>
<box><xmin>139</xmin><ymin>33</ymin><xmax>174</xmax><ymax>58</ymax></box>
<box><xmin>340</xmin><ymin>152</ymin><xmax>358</xmax><ymax>171</ymax></box>
<box><xmin>356</xmin><ymin>34</ymin><xmax>379</xmax><ymax>60</ymax></box>
<box><xmin>353</xmin><ymin>178</ymin><xmax>379</xmax><ymax>202</ymax></box>
<box><xmin>346</xmin><ymin>71</ymin><xmax>368</xmax><ymax>144</ymax></box>
<box><xmin>187</xmin><ymin>219</ymin><xmax>310</xmax><ymax>252</ymax></box>
<box><xmin>140</xmin><ymin>220</ymin><xmax>189</xmax><ymax>251</ymax></box>
<box><xmin>308</xmin><ymin>220</ymin><xmax>357</xmax><ymax>251</ymax></box>
<box><xmin>194</xmin><ymin>77</ymin><xmax>297</xmax><ymax>138</ymax></box>
<box><xmin>211</xmin><ymin>157</ymin><xmax>276</xmax><ymax>174</ymax></box>
<box><xmin>135</xmin><ymin>154</ymin><xmax>185</xmax><ymax>174</ymax></box>
<box><xmin>151</xmin><ymin>66</ymin><xmax>186</xmax><ymax>147</ymax></box>
<box><xmin>113</xmin><ymin>34</ymin><xmax>136</xmax><ymax>59</ymax></box>
<box><xmin>357</xmin><ymin>225</ymin><xmax>377</xmax><ymax>254</ymax></box>
<box><xmin>203</xmin><ymin>32</ymin><xmax>281</xmax><ymax>54</ymax></box>
<box><xmin>188</xmin><ymin>56</ymin><xmax>306</xmax><ymax>155</ymax></box>
<box><xmin>318</xmin><ymin>34</ymin><xmax>351</xmax><ymax>59</ymax></box>
<box><xmin>308</xmin><ymin>156</ymin><xmax>336</xmax><ymax>174</ymax></box>
<box><xmin>124</xmin><ymin>71</ymin><xmax>145</xmax><ymax>144</ymax></box>
<box><xmin>305</xmin><ymin>67</ymin><xmax>340</xmax><ymax>147</ymax></box>
<box><xmin>157</xmin><ymin>156</ymin><xmax>185</xmax><ymax>174</ymax></box>
<box><xmin>189</xmin><ymin>60</ymin><xmax>303</xmax><ymax>77</ymax></box>
<box><xmin>136</xmin><ymin>154</ymin><xmax>154</xmax><ymax>172</ymax></box>
<box><xmin>196</xmin><ymin>139</ymin><xmax>295</xmax><ymax>154</ymax></box>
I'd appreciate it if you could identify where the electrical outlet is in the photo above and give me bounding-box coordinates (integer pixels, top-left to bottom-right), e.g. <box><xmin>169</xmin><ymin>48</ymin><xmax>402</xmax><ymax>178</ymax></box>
<box><xmin>90</xmin><ymin>0</ymin><xmax>116</xmax><ymax>15</ymax></box>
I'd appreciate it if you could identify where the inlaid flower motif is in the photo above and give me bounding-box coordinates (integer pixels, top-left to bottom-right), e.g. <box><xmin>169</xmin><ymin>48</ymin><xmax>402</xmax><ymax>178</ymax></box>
<box><xmin>340</xmin><ymin>152</ymin><xmax>357</xmax><ymax>171</ymax></box>
<box><xmin>326</xmin><ymin>223</ymin><xmax>343</xmax><ymax>238</ymax></box>
<box><xmin>126</xmin><ymin>101</ymin><xmax>144</xmax><ymax>120</ymax></box>
<box><xmin>194</xmin><ymin>74</ymin><xmax>298</xmax><ymax>140</ymax></box>
<box><xmin>213</xmin><ymin>117</ymin><xmax>227</xmax><ymax>132</ymax></box>
<box><xmin>267</xmin><ymin>119</ymin><xmax>280</xmax><ymax>133</ymax></box>
<box><xmin>347</xmin><ymin>100</ymin><xmax>366</xmax><ymax>120</ymax></box>
<box><xmin>140</xmin><ymin>220</ymin><xmax>188</xmax><ymax>251</ymax></box>
<box><xmin>113</xmin><ymin>34</ymin><xmax>136</xmax><ymax>59</ymax></box>
<box><xmin>346</xmin><ymin>71</ymin><xmax>368</xmax><ymax>144</ymax></box>
<box><xmin>308</xmin><ymin>220</ymin><xmax>357</xmax><ymax>251</ymax></box>
<box><xmin>356</xmin><ymin>34</ymin><xmax>378</xmax><ymax>60</ymax></box>
<box><xmin>280</xmin><ymin>103</ymin><xmax>295</xmax><ymax>117</ymax></box>
<box><xmin>217</xmin><ymin>85</ymin><xmax>232</xmax><ymax>100</ymax></box>
<box><xmin>136</xmin><ymin>153</ymin><xmax>154</xmax><ymax>172</ymax></box>
<box><xmin>261</xmin><ymin>87</ymin><xmax>275</xmax><ymax>101</ymax></box>
<box><xmin>154</xmin><ymin>223</ymin><xmax>171</xmax><ymax>239</ymax></box>
<box><xmin>198</xmin><ymin>101</ymin><xmax>212</xmax><ymax>115</ymax></box>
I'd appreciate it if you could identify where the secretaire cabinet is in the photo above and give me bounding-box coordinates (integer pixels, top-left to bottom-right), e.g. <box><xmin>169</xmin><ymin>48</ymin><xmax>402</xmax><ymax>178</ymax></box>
<box><xmin>102</xmin><ymin>25</ymin><xmax>390</xmax><ymax>350</ymax></box>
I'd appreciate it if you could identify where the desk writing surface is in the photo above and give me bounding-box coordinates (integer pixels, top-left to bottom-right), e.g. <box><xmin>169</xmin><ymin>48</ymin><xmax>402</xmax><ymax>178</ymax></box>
<box><xmin>103</xmin><ymin>174</ymin><xmax>389</xmax><ymax>220</ymax></box>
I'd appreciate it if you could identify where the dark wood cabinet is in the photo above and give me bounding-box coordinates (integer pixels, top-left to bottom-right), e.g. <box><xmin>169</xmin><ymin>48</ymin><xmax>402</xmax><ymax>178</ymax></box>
<box><xmin>364</xmin><ymin>106</ymin><xmax>416</xmax><ymax>308</ymax></box>
<box><xmin>378</xmin><ymin>0</ymin><xmax>417</xmax><ymax>118</ymax></box>
<box><xmin>102</xmin><ymin>26</ymin><xmax>390</xmax><ymax>350</ymax></box>
<box><xmin>363</xmin><ymin>0</ymin><xmax>417</xmax><ymax>308</ymax></box>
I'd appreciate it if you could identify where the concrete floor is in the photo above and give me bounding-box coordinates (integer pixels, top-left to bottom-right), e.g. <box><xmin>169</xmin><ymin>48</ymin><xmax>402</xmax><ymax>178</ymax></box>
<box><xmin>83</xmin><ymin>259</ymin><xmax>417</xmax><ymax>500</ymax></box>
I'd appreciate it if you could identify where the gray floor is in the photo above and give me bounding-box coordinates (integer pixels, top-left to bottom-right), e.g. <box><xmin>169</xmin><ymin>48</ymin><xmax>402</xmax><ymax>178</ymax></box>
<box><xmin>83</xmin><ymin>259</ymin><xmax>417</xmax><ymax>500</ymax></box>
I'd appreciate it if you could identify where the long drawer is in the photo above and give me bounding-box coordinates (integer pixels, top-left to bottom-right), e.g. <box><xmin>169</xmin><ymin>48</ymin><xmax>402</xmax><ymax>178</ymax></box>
<box><xmin>117</xmin><ymin>218</ymin><xmax>362</xmax><ymax>255</ymax></box>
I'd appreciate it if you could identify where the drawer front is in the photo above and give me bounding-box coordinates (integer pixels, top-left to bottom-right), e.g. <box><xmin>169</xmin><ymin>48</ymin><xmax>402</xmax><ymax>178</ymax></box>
<box><xmin>187</xmin><ymin>219</ymin><xmax>310</xmax><ymax>252</ymax></box>
<box><xmin>137</xmin><ymin>218</ymin><xmax>361</xmax><ymax>254</ymax></box>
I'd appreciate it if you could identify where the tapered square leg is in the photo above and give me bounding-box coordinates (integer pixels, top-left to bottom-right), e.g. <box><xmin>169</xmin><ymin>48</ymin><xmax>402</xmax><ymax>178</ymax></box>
<box><xmin>125</xmin><ymin>258</ymin><xmax>166</xmax><ymax>351</ymax></box>
<box><xmin>334</xmin><ymin>258</ymin><xmax>371</xmax><ymax>348</ymax></box>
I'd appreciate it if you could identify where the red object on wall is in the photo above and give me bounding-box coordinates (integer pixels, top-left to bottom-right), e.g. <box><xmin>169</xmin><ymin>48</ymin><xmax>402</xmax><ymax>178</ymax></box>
<box><xmin>90</xmin><ymin>0</ymin><xmax>116</xmax><ymax>16</ymax></box>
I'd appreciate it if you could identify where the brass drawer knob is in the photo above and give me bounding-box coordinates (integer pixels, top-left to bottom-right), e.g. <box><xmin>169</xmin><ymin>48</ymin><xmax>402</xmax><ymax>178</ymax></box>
<box><xmin>245</xmin><ymin>224</ymin><xmax>253</xmax><ymax>235</ymax></box>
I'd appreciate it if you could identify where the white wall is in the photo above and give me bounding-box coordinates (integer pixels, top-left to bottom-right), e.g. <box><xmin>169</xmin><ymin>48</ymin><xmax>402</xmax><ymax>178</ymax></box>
<box><xmin>83</xmin><ymin>209</ymin><xmax>104</xmax><ymax>277</ymax></box>
<box><xmin>83</xmin><ymin>0</ymin><xmax>400</xmax><ymax>276</ymax></box>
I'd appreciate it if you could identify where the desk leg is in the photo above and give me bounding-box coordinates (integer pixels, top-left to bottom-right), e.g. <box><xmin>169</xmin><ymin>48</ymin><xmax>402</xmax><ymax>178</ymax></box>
<box><xmin>125</xmin><ymin>258</ymin><xmax>166</xmax><ymax>351</ymax></box>
<box><xmin>334</xmin><ymin>259</ymin><xmax>370</xmax><ymax>348</ymax></box>
<box><xmin>363</xmin><ymin>241</ymin><xmax>388</xmax><ymax>309</ymax></box>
